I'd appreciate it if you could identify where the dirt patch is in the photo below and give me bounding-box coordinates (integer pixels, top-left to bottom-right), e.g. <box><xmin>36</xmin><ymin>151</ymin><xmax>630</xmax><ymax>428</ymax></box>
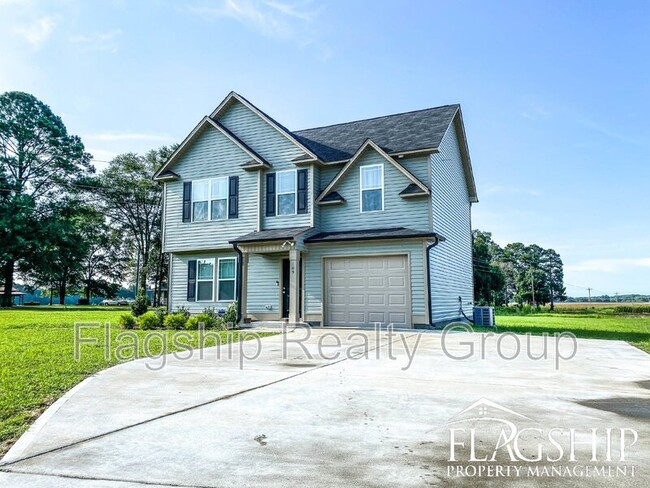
<box><xmin>578</xmin><ymin>397</ymin><xmax>650</xmax><ymax>419</ymax></box>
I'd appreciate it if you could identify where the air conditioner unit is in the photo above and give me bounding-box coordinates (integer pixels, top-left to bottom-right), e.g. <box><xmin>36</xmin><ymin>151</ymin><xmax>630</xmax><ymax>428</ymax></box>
<box><xmin>473</xmin><ymin>306</ymin><xmax>495</xmax><ymax>327</ymax></box>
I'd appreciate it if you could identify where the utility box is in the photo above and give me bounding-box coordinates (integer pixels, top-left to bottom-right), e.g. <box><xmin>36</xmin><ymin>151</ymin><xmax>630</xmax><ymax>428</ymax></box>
<box><xmin>473</xmin><ymin>306</ymin><xmax>495</xmax><ymax>327</ymax></box>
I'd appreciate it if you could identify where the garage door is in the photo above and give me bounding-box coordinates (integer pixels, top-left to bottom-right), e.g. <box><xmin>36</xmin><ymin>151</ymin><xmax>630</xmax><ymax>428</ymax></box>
<box><xmin>324</xmin><ymin>255</ymin><xmax>411</xmax><ymax>327</ymax></box>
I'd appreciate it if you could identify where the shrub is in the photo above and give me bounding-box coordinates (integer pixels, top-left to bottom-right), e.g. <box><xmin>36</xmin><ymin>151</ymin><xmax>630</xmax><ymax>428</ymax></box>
<box><xmin>164</xmin><ymin>313</ymin><xmax>187</xmax><ymax>330</ymax></box>
<box><xmin>131</xmin><ymin>295</ymin><xmax>149</xmax><ymax>317</ymax></box>
<box><xmin>202</xmin><ymin>306</ymin><xmax>221</xmax><ymax>321</ymax></box>
<box><xmin>185</xmin><ymin>312</ymin><xmax>213</xmax><ymax>330</ymax></box>
<box><xmin>223</xmin><ymin>301</ymin><xmax>238</xmax><ymax>328</ymax></box>
<box><xmin>175</xmin><ymin>306</ymin><xmax>191</xmax><ymax>319</ymax></box>
<box><xmin>138</xmin><ymin>311</ymin><xmax>162</xmax><ymax>330</ymax></box>
<box><xmin>117</xmin><ymin>313</ymin><xmax>137</xmax><ymax>329</ymax></box>
<box><xmin>77</xmin><ymin>298</ymin><xmax>89</xmax><ymax>306</ymax></box>
<box><xmin>185</xmin><ymin>316</ymin><xmax>200</xmax><ymax>330</ymax></box>
<box><xmin>154</xmin><ymin>306</ymin><xmax>168</xmax><ymax>323</ymax></box>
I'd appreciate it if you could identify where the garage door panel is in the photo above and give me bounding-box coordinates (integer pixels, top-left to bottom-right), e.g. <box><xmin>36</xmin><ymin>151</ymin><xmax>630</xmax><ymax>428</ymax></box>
<box><xmin>324</xmin><ymin>255</ymin><xmax>410</xmax><ymax>328</ymax></box>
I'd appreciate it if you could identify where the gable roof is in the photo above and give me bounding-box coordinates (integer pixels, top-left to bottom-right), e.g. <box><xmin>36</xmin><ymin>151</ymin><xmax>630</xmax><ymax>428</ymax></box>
<box><xmin>153</xmin><ymin>116</ymin><xmax>269</xmax><ymax>180</ymax></box>
<box><xmin>210</xmin><ymin>91</ymin><xmax>320</xmax><ymax>162</ymax></box>
<box><xmin>315</xmin><ymin>139</ymin><xmax>429</xmax><ymax>203</ymax></box>
<box><xmin>293</xmin><ymin>104</ymin><xmax>459</xmax><ymax>163</ymax></box>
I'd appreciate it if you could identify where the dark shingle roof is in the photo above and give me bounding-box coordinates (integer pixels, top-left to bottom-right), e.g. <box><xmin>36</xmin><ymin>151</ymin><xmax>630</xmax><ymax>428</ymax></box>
<box><xmin>305</xmin><ymin>227</ymin><xmax>444</xmax><ymax>243</ymax></box>
<box><xmin>319</xmin><ymin>191</ymin><xmax>345</xmax><ymax>203</ymax></box>
<box><xmin>230</xmin><ymin>226</ymin><xmax>312</xmax><ymax>244</ymax></box>
<box><xmin>292</xmin><ymin>105</ymin><xmax>459</xmax><ymax>162</ymax></box>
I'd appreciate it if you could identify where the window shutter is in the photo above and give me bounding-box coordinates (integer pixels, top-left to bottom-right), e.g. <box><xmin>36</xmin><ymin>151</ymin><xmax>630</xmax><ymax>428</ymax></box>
<box><xmin>187</xmin><ymin>260</ymin><xmax>197</xmax><ymax>302</ymax></box>
<box><xmin>265</xmin><ymin>173</ymin><xmax>276</xmax><ymax>217</ymax></box>
<box><xmin>182</xmin><ymin>182</ymin><xmax>192</xmax><ymax>222</ymax></box>
<box><xmin>297</xmin><ymin>169</ymin><xmax>308</xmax><ymax>214</ymax></box>
<box><xmin>228</xmin><ymin>176</ymin><xmax>239</xmax><ymax>219</ymax></box>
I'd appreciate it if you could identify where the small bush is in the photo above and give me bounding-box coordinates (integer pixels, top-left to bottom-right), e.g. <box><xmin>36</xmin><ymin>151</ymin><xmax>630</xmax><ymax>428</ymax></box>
<box><xmin>203</xmin><ymin>306</ymin><xmax>221</xmax><ymax>321</ymax></box>
<box><xmin>223</xmin><ymin>301</ymin><xmax>238</xmax><ymax>328</ymax></box>
<box><xmin>131</xmin><ymin>295</ymin><xmax>149</xmax><ymax>317</ymax></box>
<box><xmin>185</xmin><ymin>312</ymin><xmax>213</xmax><ymax>330</ymax></box>
<box><xmin>117</xmin><ymin>313</ymin><xmax>137</xmax><ymax>329</ymax></box>
<box><xmin>138</xmin><ymin>311</ymin><xmax>162</xmax><ymax>330</ymax></box>
<box><xmin>154</xmin><ymin>306</ymin><xmax>168</xmax><ymax>323</ymax></box>
<box><xmin>164</xmin><ymin>313</ymin><xmax>187</xmax><ymax>330</ymax></box>
<box><xmin>175</xmin><ymin>306</ymin><xmax>191</xmax><ymax>319</ymax></box>
<box><xmin>185</xmin><ymin>316</ymin><xmax>199</xmax><ymax>330</ymax></box>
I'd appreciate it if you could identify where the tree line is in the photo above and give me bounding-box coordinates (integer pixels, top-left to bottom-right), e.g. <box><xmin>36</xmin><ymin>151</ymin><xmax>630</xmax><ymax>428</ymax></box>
<box><xmin>0</xmin><ymin>91</ymin><xmax>173</xmax><ymax>307</ymax></box>
<box><xmin>473</xmin><ymin>230</ymin><xmax>566</xmax><ymax>308</ymax></box>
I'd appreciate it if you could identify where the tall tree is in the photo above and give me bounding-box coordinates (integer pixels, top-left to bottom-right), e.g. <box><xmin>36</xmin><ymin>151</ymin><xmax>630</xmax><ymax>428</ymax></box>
<box><xmin>472</xmin><ymin>230</ymin><xmax>506</xmax><ymax>305</ymax></box>
<box><xmin>100</xmin><ymin>146</ymin><xmax>174</xmax><ymax>298</ymax></box>
<box><xmin>0</xmin><ymin>92</ymin><xmax>92</xmax><ymax>306</ymax></box>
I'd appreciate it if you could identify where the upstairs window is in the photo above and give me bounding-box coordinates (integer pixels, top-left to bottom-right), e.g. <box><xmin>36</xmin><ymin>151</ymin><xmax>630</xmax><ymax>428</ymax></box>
<box><xmin>218</xmin><ymin>258</ymin><xmax>236</xmax><ymax>301</ymax></box>
<box><xmin>192</xmin><ymin>180</ymin><xmax>209</xmax><ymax>221</ymax></box>
<box><xmin>277</xmin><ymin>170</ymin><xmax>297</xmax><ymax>216</ymax></box>
<box><xmin>196</xmin><ymin>259</ymin><xmax>215</xmax><ymax>301</ymax></box>
<box><xmin>210</xmin><ymin>177</ymin><xmax>228</xmax><ymax>220</ymax></box>
<box><xmin>360</xmin><ymin>164</ymin><xmax>383</xmax><ymax>212</ymax></box>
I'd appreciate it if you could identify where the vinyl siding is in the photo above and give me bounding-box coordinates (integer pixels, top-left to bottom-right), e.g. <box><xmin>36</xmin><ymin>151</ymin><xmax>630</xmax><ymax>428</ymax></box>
<box><xmin>429</xmin><ymin>121</ymin><xmax>474</xmax><ymax>324</ymax></box>
<box><xmin>303</xmin><ymin>240</ymin><xmax>426</xmax><ymax>322</ymax></box>
<box><xmin>400</xmin><ymin>155</ymin><xmax>430</xmax><ymax>186</ymax></box>
<box><xmin>217</xmin><ymin>101</ymin><xmax>313</xmax><ymax>230</ymax></box>
<box><xmin>319</xmin><ymin>149</ymin><xmax>430</xmax><ymax>232</ymax></box>
<box><xmin>319</xmin><ymin>164</ymin><xmax>342</xmax><ymax>191</ymax></box>
<box><xmin>163</xmin><ymin>126</ymin><xmax>258</xmax><ymax>253</ymax></box>
<box><xmin>170</xmin><ymin>251</ymin><xmax>238</xmax><ymax>314</ymax></box>
<box><xmin>246</xmin><ymin>253</ymin><xmax>282</xmax><ymax>315</ymax></box>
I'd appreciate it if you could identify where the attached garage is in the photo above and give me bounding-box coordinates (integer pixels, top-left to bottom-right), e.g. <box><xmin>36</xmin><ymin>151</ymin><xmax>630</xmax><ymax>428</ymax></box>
<box><xmin>324</xmin><ymin>255</ymin><xmax>411</xmax><ymax>328</ymax></box>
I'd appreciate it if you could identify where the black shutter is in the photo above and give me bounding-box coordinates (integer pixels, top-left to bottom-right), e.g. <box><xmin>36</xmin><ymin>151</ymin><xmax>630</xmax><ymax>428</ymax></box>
<box><xmin>228</xmin><ymin>176</ymin><xmax>239</xmax><ymax>219</ymax></box>
<box><xmin>182</xmin><ymin>182</ymin><xmax>192</xmax><ymax>222</ymax></box>
<box><xmin>297</xmin><ymin>169</ymin><xmax>308</xmax><ymax>214</ymax></box>
<box><xmin>265</xmin><ymin>173</ymin><xmax>276</xmax><ymax>216</ymax></box>
<box><xmin>187</xmin><ymin>260</ymin><xmax>197</xmax><ymax>302</ymax></box>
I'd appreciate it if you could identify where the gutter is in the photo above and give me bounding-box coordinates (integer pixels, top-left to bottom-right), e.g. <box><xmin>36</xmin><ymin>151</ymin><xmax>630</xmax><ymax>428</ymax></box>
<box><xmin>232</xmin><ymin>242</ymin><xmax>243</xmax><ymax>325</ymax></box>
<box><xmin>425</xmin><ymin>236</ymin><xmax>442</xmax><ymax>328</ymax></box>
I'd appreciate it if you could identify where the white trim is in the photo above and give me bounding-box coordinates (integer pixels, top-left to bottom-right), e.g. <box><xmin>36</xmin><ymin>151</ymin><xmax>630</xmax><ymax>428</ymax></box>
<box><xmin>191</xmin><ymin>178</ymin><xmax>210</xmax><ymax>222</ymax></box>
<box><xmin>209</xmin><ymin>91</ymin><xmax>320</xmax><ymax>161</ymax></box>
<box><xmin>276</xmin><ymin>169</ymin><xmax>297</xmax><ymax>216</ymax></box>
<box><xmin>217</xmin><ymin>257</ymin><xmax>237</xmax><ymax>302</ymax></box>
<box><xmin>359</xmin><ymin>164</ymin><xmax>384</xmax><ymax>213</ymax></box>
<box><xmin>196</xmin><ymin>258</ymin><xmax>216</xmax><ymax>302</ymax></box>
<box><xmin>209</xmin><ymin>176</ymin><xmax>229</xmax><ymax>221</ymax></box>
<box><xmin>316</xmin><ymin>139</ymin><xmax>429</xmax><ymax>203</ymax></box>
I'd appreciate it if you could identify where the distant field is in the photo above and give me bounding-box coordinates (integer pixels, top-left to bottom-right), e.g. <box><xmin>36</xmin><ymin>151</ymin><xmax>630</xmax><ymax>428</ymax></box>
<box><xmin>0</xmin><ymin>306</ymin><xmax>273</xmax><ymax>456</ymax></box>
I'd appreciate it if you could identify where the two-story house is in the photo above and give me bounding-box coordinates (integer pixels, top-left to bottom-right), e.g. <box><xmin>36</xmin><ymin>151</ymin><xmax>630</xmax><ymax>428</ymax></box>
<box><xmin>154</xmin><ymin>92</ymin><xmax>478</xmax><ymax>328</ymax></box>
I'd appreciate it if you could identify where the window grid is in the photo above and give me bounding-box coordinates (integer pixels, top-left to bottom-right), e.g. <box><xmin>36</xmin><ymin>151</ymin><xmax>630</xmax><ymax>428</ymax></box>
<box><xmin>359</xmin><ymin>164</ymin><xmax>384</xmax><ymax>213</ymax></box>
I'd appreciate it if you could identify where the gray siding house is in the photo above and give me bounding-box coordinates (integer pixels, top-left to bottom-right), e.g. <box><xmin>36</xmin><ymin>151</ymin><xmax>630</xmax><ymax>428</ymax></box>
<box><xmin>154</xmin><ymin>92</ymin><xmax>478</xmax><ymax>328</ymax></box>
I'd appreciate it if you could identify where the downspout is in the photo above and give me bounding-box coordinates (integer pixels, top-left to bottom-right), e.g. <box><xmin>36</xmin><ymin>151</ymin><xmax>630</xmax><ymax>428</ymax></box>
<box><xmin>425</xmin><ymin>236</ymin><xmax>441</xmax><ymax>329</ymax></box>
<box><xmin>232</xmin><ymin>242</ymin><xmax>243</xmax><ymax>325</ymax></box>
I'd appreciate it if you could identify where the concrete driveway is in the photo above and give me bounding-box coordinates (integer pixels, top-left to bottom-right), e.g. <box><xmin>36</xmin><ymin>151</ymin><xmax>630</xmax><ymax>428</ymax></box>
<box><xmin>1</xmin><ymin>327</ymin><xmax>649</xmax><ymax>487</ymax></box>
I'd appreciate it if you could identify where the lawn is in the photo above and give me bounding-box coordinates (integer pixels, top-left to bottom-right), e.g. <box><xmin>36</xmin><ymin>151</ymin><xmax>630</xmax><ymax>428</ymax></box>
<box><xmin>491</xmin><ymin>312</ymin><xmax>650</xmax><ymax>354</ymax></box>
<box><xmin>0</xmin><ymin>306</ymin><xmax>271</xmax><ymax>456</ymax></box>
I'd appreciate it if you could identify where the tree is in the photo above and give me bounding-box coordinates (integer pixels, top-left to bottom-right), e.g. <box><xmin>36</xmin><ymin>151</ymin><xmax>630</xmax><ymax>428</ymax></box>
<box><xmin>0</xmin><ymin>92</ymin><xmax>92</xmax><ymax>306</ymax></box>
<box><xmin>472</xmin><ymin>230</ymin><xmax>506</xmax><ymax>305</ymax></box>
<box><xmin>99</xmin><ymin>146</ymin><xmax>174</xmax><ymax>299</ymax></box>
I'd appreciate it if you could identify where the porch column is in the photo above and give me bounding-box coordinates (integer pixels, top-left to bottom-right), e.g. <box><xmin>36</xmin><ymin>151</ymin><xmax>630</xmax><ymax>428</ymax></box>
<box><xmin>239</xmin><ymin>251</ymin><xmax>249</xmax><ymax>325</ymax></box>
<box><xmin>288</xmin><ymin>248</ymin><xmax>301</xmax><ymax>323</ymax></box>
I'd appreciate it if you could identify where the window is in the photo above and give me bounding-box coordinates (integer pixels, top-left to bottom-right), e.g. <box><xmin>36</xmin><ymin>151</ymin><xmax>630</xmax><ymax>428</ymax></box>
<box><xmin>210</xmin><ymin>177</ymin><xmax>228</xmax><ymax>220</ymax></box>
<box><xmin>277</xmin><ymin>170</ymin><xmax>296</xmax><ymax>216</ymax></box>
<box><xmin>196</xmin><ymin>259</ymin><xmax>215</xmax><ymax>301</ymax></box>
<box><xmin>192</xmin><ymin>180</ymin><xmax>209</xmax><ymax>221</ymax></box>
<box><xmin>218</xmin><ymin>258</ymin><xmax>236</xmax><ymax>301</ymax></box>
<box><xmin>360</xmin><ymin>165</ymin><xmax>383</xmax><ymax>212</ymax></box>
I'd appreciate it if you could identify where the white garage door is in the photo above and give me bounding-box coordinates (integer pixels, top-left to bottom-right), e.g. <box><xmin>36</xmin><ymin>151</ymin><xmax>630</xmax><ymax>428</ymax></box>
<box><xmin>324</xmin><ymin>255</ymin><xmax>411</xmax><ymax>327</ymax></box>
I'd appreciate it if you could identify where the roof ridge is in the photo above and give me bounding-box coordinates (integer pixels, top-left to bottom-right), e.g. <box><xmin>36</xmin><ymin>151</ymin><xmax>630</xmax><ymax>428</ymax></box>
<box><xmin>293</xmin><ymin>104</ymin><xmax>459</xmax><ymax>134</ymax></box>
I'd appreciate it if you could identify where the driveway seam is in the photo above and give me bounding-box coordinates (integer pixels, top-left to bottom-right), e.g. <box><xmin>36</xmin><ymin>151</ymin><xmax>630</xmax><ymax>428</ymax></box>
<box><xmin>0</xmin><ymin>331</ymin><xmax>417</xmax><ymax>469</ymax></box>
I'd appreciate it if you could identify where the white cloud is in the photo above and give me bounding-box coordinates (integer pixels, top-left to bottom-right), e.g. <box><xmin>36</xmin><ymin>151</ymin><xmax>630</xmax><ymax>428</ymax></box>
<box><xmin>189</xmin><ymin>0</ymin><xmax>318</xmax><ymax>38</ymax></box>
<box><xmin>14</xmin><ymin>16</ymin><xmax>56</xmax><ymax>46</ymax></box>
<box><xmin>70</xmin><ymin>28</ymin><xmax>122</xmax><ymax>52</ymax></box>
<box><xmin>483</xmin><ymin>184</ymin><xmax>542</xmax><ymax>197</ymax></box>
<box><xmin>565</xmin><ymin>258</ymin><xmax>650</xmax><ymax>274</ymax></box>
<box><xmin>84</xmin><ymin>132</ymin><xmax>172</xmax><ymax>142</ymax></box>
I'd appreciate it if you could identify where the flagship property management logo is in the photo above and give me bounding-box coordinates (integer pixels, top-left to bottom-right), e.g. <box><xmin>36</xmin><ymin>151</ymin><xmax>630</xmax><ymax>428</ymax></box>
<box><xmin>447</xmin><ymin>399</ymin><xmax>639</xmax><ymax>479</ymax></box>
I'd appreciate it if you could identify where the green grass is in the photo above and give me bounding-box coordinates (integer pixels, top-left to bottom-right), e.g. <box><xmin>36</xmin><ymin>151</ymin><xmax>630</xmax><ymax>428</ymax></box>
<box><xmin>0</xmin><ymin>306</ymin><xmax>273</xmax><ymax>455</ymax></box>
<box><xmin>484</xmin><ymin>313</ymin><xmax>650</xmax><ymax>354</ymax></box>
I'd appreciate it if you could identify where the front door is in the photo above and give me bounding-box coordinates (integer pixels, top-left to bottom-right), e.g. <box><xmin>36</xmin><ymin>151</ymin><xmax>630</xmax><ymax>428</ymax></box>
<box><xmin>281</xmin><ymin>258</ymin><xmax>290</xmax><ymax>318</ymax></box>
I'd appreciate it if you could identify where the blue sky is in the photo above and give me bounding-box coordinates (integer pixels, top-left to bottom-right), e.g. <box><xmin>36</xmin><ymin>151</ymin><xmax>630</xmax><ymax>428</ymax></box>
<box><xmin>1</xmin><ymin>0</ymin><xmax>648</xmax><ymax>296</ymax></box>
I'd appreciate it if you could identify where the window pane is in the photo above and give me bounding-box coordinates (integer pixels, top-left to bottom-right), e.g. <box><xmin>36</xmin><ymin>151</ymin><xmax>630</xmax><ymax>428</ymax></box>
<box><xmin>278</xmin><ymin>193</ymin><xmax>296</xmax><ymax>215</ymax></box>
<box><xmin>211</xmin><ymin>199</ymin><xmax>227</xmax><ymax>220</ymax></box>
<box><xmin>277</xmin><ymin>171</ymin><xmax>296</xmax><ymax>193</ymax></box>
<box><xmin>361</xmin><ymin>166</ymin><xmax>381</xmax><ymax>189</ymax></box>
<box><xmin>219</xmin><ymin>259</ymin><xmax>236</xmax><ymax>280</ymax></box>
<box><xmin>197</xmin><ymin>282</ymin><xmax>213</xmax><ymax>301</ymax></box>
<box><xmin>193</xmin><ymin>201</ymin><xmax>208</xmax><ymax>221</ymax></box>
<box><xmin>192</xmin><ymin>180</ymin><xmax>209</xmax><ymax>200</ymax></box>
<box><xmin>211</xmin><ymin>178</ymin><xmax>228</xmax><ymax>199</ymax></box>
<box><xmin>197</xmin><ymin>260</ymin><xmax>214</xmax><ymax>280</ymax></box>
<box><xmin>218</xmin><ymin>280</ymin><xmax>235</xmax><ymax>301</ymax></box>
<box><xmin>362</xmin><ymin>189</ymin><xmax>382</xmax><ymax>212</ymax></box>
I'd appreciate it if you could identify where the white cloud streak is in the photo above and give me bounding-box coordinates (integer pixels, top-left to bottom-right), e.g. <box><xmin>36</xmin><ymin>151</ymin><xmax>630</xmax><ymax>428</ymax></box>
<box><xmin>84</xmin><ymin>132</ymin><xmax>173</xmax><ymax>142</ymax></box>
<box><xmin>70</xmin><ymin>28</ymin><xmax>122</xmax><ymax>52</ymax></box>
<box><xmin>14</xmin><ymin>16</ymin><xmax>56</xmax><ymax>46</ymax></box>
